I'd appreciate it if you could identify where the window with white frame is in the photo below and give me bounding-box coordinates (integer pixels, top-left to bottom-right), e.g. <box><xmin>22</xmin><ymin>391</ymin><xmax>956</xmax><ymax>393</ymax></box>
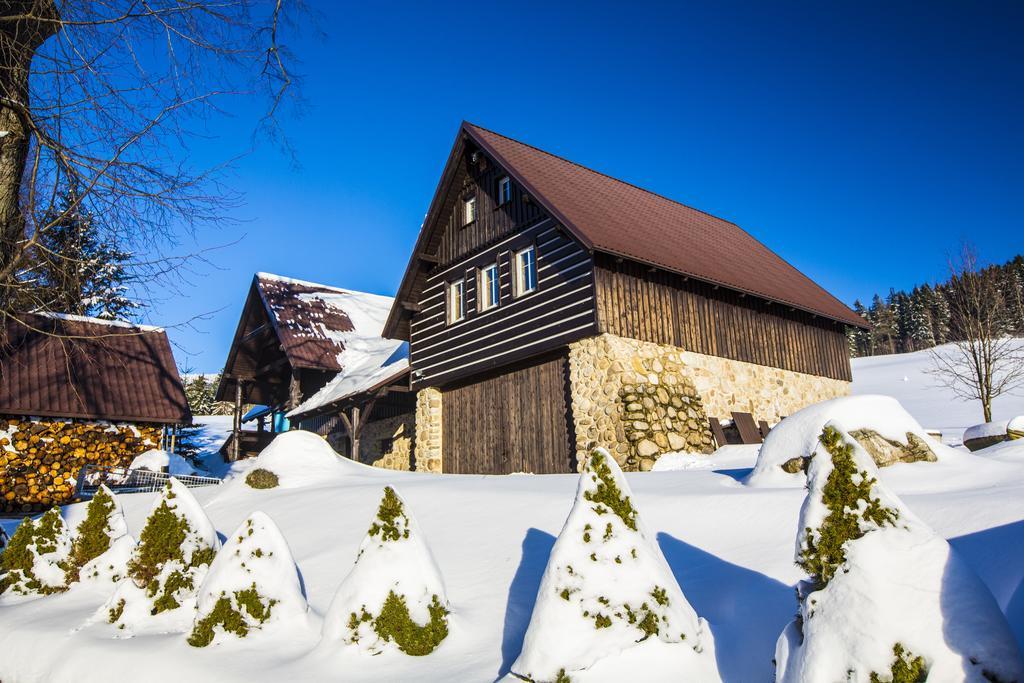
<box><xmin>478</xmin><ymin>263</ymin><xmax>499</xmax><ymax>311</ymax></box>
<box><xmin>514</xmin><ymin>246</ymin><xmax>538</xmax><ymax>296</ymax></box>
<box><xmin>448</xmin><ymin>279</ymin><xmax>465</xmax><ymax>323</ymax></box>
<box><xmin>497</xmin><ymin>176</ymin><xmax>511</xmax><ymax>205</ymax></box>
<box><xmin>463</xmin><ymin>195</ymin><xmax>476</xmax><ymax>226</ymax></box>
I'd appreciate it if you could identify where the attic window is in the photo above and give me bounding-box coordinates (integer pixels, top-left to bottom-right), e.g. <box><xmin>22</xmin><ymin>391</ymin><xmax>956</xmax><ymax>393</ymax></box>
<box><xmin>463</xmin><ymin>195</ymin><xmax>477</xmax><ymax>226</ymax></box>
<box><xmin>497</xmin><ymin>176</ymin><xmax>511</xmax><ymax>205</ymax></box>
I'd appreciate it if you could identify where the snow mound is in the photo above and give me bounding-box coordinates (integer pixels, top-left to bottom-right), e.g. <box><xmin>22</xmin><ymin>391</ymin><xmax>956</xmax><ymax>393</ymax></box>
<box><xmin>129</xmin><ymin>449</ymin><xmax>202</xmax><ymax>476</ymax></box>
<box><xmin>0</xmin><ymin>508</ymin><xmax>71</xmax><ymax>600</ymax></box>
<box><xmin>189</xmin><ymin>512</ymin><xmax>308</xmax><ymax>647</ymax></box>
<box><xmin>511</xmin><ymin>449</ymin><xmax>720</xmax><ymax>683</ymax></box>
<box><xmin>775</xmin><ymin>423</ymin><xmax>1024</xmax><ymax>682</ymax></box>
<box><xmin>321</xmin><ymin>486</ymin><xmax>450</xmax><ymax>656</ymax></box>
<box><xmin>963</xmin><ymin>416</ymin><xmax>1024</xmax><ymax>448</ymax></box>
<box><xmin>230</xmin><ymin>430</ymin><xmax>353</xmax><ymax>489</ymax></box>
<box><xmin>747</xmin><ymin>395</ymin><xmax>954</xmax><ymax>486</ymax></box>
<box><xmin>68</xmin><ymin>485</ymin><xmax>134</xmax><ymax>586</ymax></box>
<box><xmin>100</xmin><ymin>478</ymin><xmax>220</xmax><ymax>636</ymax></box>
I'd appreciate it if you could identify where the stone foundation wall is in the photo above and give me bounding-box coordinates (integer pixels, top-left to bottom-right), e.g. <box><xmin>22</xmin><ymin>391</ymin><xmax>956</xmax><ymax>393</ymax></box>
<box><xmin>678</xmin><ymin>351</ymin><xmax>850</xmax><ymax>424</ymax></box>
<box><xmin>0</xmin><ymin>416</ymin><xmax>161</xmax><ymax>513</ymax></box>
<box><xmin>414</xmin><ymin>388</ymin><xmax>443</xmax><ymax>473</ymax></box>
<box><xmin>358</xmin><ymin>414</ymin><xmax>416</xmax><ymax>471</ymax></box>
<box><xmin>568</xmin><ymin>334</ymin><xmax>715</xmax><ymax>471</ymax></box>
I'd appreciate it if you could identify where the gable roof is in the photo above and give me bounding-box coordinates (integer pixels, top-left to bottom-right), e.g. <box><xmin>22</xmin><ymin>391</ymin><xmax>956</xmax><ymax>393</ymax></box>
<box><xmin>384</xmin><ymin>122</ymin><xmax>866</xmax><ymax>337</ymax></box>
<box><xmin>0</xmin><ymin>313</ymin><xmax>191</xmax><ymax>424</ymax></box>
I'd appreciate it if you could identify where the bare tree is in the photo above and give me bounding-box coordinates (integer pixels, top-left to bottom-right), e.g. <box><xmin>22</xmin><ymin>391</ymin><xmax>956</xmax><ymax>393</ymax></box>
<box><xmin>0</xmin><ymin>0</ymin><xmax>303</xmax><ymax>334</ymax></box>
<box><xmin>929</xmin><ymin>245</ymin><xmax>1024</xmax><ymax>422</ymax></box>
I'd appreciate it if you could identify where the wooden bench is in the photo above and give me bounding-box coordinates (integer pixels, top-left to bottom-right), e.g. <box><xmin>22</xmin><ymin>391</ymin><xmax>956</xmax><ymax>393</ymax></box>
<box><xmin>731</xmin><ymin>412</ymin><xmax>763</xmax><ymax>445</ymax></box>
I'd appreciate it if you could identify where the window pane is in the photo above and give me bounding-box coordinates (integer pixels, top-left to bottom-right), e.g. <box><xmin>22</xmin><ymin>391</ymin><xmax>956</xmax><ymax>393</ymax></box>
<box><xmin>464</xmin><ymin>197</ymin><xmax>476</xmax><ymax>225</ymax></box>
<box><xmin>516</xmin><ymin>247</ymin><xmax>537</xmax><ymax>295</ymax></box>
<box><xmin>450</xmin><ymin>280</ymin><xmax>464</xmax><ymax>322</ymax></box>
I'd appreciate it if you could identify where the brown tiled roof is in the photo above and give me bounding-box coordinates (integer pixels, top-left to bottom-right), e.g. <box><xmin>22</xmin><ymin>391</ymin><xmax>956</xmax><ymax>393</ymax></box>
<box><xmin>464</xmin><ymin>123</ymin><xmax>866</xmax><ymax>328</ymax></box>
<box><xmin>254</xmin><ymin>273</ymin><xmax>356</xmax><ymax>372</ymax></box>
<box><xmin>0</xmin><ymin>314</ymin><xmax>191</xmax><ymax>424</ymax></box>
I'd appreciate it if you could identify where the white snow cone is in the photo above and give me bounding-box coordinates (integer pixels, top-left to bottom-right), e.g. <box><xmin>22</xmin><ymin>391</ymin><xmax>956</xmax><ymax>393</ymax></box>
<box><xmin>66</xmin><ymin>485</ymin><xmax>134</xmax><ymax>586</ymax></box>
<box><xmin>511</xmin><ymin>449</ymin><xmax>720</xmax><ymax>683</ymax></box>
<box><xmin>188</xmin><ymin>511</ymin><xmax>308</xmax><ymax>647</ymax></box>
<box><xmin>775</xmin><ymin>423</ymin><xmax>1024</xmax><ymax>683</ymax></box>
<box><xmin>321</xmin><ymin>486</ymin><xmax>450</xmax><ymax>656</ymax></box>
<box><xmin>101</xmin><ymin>478</ymin><xmax>220</xmax><ymax>635</ymax></box>
<box><xmin>0</xmin><ymin>507</ymin><xmax>71</xmax><ymax>599</ymax></box>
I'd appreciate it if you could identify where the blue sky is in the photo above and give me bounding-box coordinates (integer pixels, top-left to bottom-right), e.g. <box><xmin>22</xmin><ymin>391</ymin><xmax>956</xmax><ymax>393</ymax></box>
<box><xmin>155</xmin><ymin>1</ymin><xmax>1024</xmax><ymax>372</ymax></box>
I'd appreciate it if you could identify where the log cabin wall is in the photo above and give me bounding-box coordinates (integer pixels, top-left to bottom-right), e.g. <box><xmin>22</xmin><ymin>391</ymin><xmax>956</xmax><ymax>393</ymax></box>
<box><xmin>440</xmin><ymin>351</ymin><xmax>575</xmax><ymax>474</ymax></box>
<box><xmin>409</xmin><ymin>151</ymin><xmax>598</xmax><ymax>389</ymax></box>
<box><xmin>593</xmin><ymin>253</ymin><xmax>853</xmax><ymax>382</ymax></box>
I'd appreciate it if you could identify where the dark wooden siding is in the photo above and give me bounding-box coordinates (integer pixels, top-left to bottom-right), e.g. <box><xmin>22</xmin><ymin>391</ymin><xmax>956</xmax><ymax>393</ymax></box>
<box><xmin>410</xmin><ymin>216</ymin><xmax>597</xmax><ymax>388</ymax></box>
<box><xmin>434</xmin><ymin>154</ymin><xmax>547</xmax><ymax>267</ymax></box>
<box><xmin>441</xmin><ymin>352</ymin><xmax>575</xmax><ymax>474</ymax></box>
<box><xmin>594</xmin><ymin>254</ymin><xmax>852</xmax><ymax>381</ymax></box>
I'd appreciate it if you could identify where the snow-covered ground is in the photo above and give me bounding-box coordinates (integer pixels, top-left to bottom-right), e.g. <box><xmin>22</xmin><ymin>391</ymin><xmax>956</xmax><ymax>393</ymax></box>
<box><xmin>2</xmin><ymin>427</ymin><xmax>1023</xmax><ymax>682</ymax></box>
<box><xmin>2</xmin><ymin>345</ymin><xmax>1024</xmax><ymax>681</ymax></box>
<box><xmin>851</xmin><ymin>339</ymin><xmax>1024</xmax><ymax>442</ymax></box>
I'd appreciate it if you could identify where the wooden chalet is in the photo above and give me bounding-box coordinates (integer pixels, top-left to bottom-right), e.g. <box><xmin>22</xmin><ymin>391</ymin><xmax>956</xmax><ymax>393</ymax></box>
<box><xmin>217</xmin><ymin>273</ymin><xmax>413</xmax><ymax>463</ymax></box>
<box><xmin>381</xmin><ymin>122</ymin><xmax>869</xmax><ymax>475</ymax></box>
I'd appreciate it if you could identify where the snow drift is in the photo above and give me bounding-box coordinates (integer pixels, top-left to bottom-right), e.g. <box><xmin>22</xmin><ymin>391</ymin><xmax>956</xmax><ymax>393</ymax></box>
<box><xmin>747</xmin><ymin>395</ymin><xmax>951</xmax><ymax>486</ymax></box>
<box><xmin>321</xmin><ymin>486</ymin><xmax>450</xmax><ymax>656</ymax></box>
<box><xmin>189</xmin><ymin>511</ymin><xmax>308</xmax><ymax>647</ymax></box>
<box><xmin>129</xmin><ymin>449</ymin><xmax>202</xmax><ymax>476</ymax></box>
<box><xmin>230</xmin><ymin>430</ymin><xmax>353</xmax><ymax>489</ymax></box>
<box><xmin>775</xmin><ymin>423</ymin><xmax>1024</xmax><ymax>682</ymax></box>
<box><xmin>511</xmin><ymin>449</ymin><xmax>720</xmax><ymax>682</ymax></box>
<box><xmin>100</xmin><ymin>478</ymin><xmax>220</xmax><ymax>635</ymax></box>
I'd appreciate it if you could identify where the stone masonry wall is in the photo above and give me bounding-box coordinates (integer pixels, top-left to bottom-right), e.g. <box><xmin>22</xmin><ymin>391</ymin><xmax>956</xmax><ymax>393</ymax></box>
<box><xmin>358</xmin><ymin>414</ymin><xmax>416</xmax><ymax>471</ymax></box>
<box><xmin>568</xmin><ymin>334</ymin><xmax>715</xmax><ymax>471</ymax></box>
<box><xmin>0</xmin><ymin>416</ymin><xmax>161</xmax><ymax>513</ymax></box>
<box><xmin>414</xmin><ymin>388</ymin><xmax>443</xmax><ymax>473</ymax></box>
<box><xmin>678</xmin><ymin>351</ymin><xmax>850</xmax><ymax>425</ymax></box>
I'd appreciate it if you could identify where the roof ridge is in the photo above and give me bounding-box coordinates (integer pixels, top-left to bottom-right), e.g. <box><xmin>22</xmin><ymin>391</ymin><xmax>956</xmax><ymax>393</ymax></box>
<box><xmin>464</xmin><ymin>121</ymin><xmax>744</xmax><ymax>230</ymax></box>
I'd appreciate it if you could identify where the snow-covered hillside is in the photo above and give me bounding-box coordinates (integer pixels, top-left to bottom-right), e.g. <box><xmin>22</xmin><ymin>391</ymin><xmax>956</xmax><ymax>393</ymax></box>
<box><xmin>2</xmin><ymin>425</ymin><xmax>1024</xmax><ymax>682</ymax></box>
<box><xmin>851</xmin><ymin>339</ymin><xmax>1024</xmax><ymax>438</ymax></box>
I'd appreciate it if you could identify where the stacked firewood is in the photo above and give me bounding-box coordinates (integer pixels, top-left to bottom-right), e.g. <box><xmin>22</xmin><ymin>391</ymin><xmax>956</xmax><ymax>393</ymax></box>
<box><xmin>0</xmin><ymin>417</ymin><xmax>161</xmax><ymax>513</ymax></box>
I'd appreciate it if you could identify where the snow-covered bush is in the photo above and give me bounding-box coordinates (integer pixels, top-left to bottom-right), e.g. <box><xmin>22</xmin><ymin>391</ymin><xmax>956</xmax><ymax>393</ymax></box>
<box><xmin>65</xmin><ymin>485</ymin><xmax>134</xmax><ymax>585</ymax></box>
<box><xmin>0</xmin><ymin>507</ymin><xmax>71</xmax><ymax>597</ymax></box>
<box><xmin>775</xmin><ymin>424</ymin><xmax>1024</xmax><ymax>682</ymax></box>
<box><xmin>244</xmin><ymin>468</ymin><xmax>279</xmax><ymax>489</ymax></box>
<box><xmin>511</xmin><ymin>449</ymin><xmax>720</xmax><ymax>682</ymax></box>
<box><xmin>188</xmin><ymin>512</ymin><xmax>307</xmax><ymax>647</ymax></box>
<box><xmin>321</xmin><ymin>486</ymin><xmax>450</xmax><ymax>656</ymax></box>
<box><xmin>102</xmin><ymin>478</ymin><xmax>219</xmax><ymax>633</ymax></box>
<box><xmin>232</xmin><ymin>430</ymin><xmax>349</xmax><ymax>489</ymax></box>
<box><xmin>747</xmin><ymin>395</ymin><xmax>945</xmax><ymax>486</ymax></box>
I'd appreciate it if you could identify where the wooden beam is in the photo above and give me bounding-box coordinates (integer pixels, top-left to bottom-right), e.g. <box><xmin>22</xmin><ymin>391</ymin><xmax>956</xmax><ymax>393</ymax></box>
<box><xmin>417</xmin><ymin>252</ymin><xmax>440</xmax><ymax>264</ymax></box>
<box><xmin>253</xmin><ymin>355</ymin><xmax>290</xmax><ymax>377</ymax></box>
<box><xmin>401</xmin><ymin>301</ymin><xmax>423</xmax><ymax>313</ymax></box>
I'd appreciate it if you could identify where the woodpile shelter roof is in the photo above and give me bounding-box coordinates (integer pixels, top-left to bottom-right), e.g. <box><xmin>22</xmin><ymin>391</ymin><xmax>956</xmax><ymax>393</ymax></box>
<box><xmin>0</xmin><ymin>313</ymin><xmax>191</xmax><ymax>424</ymax></box>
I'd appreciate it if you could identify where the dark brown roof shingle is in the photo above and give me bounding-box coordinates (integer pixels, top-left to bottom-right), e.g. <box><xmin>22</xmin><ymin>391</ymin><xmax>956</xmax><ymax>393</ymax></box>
<box><xmin>464</xmin><ymin>123</ymin><xmax>866</xmax><ymax>328</ymax></box>
<box><xmin>0</xmin><ymin>314</ymin><xmax>191</xmax><ymax>424</ymax></box>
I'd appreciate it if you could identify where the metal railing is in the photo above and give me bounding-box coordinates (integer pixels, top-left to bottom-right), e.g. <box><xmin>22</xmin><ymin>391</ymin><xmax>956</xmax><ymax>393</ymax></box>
<box><xmin>75</xmin><ymin>464</ymin><xmax>222</xmax><ymax>498</ymax></box>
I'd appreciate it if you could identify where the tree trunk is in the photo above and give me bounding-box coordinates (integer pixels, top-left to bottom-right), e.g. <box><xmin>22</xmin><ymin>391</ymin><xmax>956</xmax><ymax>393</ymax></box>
<box><xmin>0</xmin><ymin>1</ymin><xmax>59</xmax><ymax>307</ymax></box>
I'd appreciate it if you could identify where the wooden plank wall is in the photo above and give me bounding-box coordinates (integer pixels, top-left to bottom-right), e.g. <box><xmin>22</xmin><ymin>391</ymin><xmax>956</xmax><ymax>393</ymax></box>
<box><xmin>411</xmin><ymin>216</ymin><xmax>596</xmax><ymax>388</ymax></box>
<box><xmin>593</xmin><ymin>254</ymin><xmax>853</xmax><ymax>381</ymax></box>
<box><xmin>441</xmin><ymin>352</ymin><xmax>575</xmax><ymax>474</ymax></box>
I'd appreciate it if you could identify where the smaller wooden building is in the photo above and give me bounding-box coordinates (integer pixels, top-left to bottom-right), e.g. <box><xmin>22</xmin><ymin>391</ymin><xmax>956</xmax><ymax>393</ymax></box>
<box><xmin>0</xmin><ymin>313</ymin><xmax>191</xmax><ymax>512</ymax></box>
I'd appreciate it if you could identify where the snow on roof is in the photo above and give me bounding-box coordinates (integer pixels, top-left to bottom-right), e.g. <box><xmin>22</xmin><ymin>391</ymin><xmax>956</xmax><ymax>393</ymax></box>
<box><xmin>288</xmin><ymin>343</ymin><xmax>409</xmax><ymax>418</ymax></box>
<box><xmin>35</xmin><ymin>311</ymin><xmax>163</xmax><ymax>332</ymax></box>
<box><xmin>255</xmin><ymin>273</ymin><xmax>396</xmax><ymax>372</ymax></box>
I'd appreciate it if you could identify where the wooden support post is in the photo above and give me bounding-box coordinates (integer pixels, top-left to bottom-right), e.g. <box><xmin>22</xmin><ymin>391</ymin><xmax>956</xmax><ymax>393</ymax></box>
<box><xmin>232</xmin><ymin>382</ymin><xmax>243</xmax><ymax>461</ymax></box>
<box><xmin>337</xmin><ymin>396</ymin><xmax>379</xmax><ymax>463</ymax></box>
<box><xmin>288</xmin><ymin>369</ymin><xmax>302</xmax><ymax>411</ymax></box>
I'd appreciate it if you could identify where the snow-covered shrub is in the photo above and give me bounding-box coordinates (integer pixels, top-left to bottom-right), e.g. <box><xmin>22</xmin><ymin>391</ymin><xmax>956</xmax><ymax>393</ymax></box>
<box><xmin>232</xmin><ymin>430</ymin><xmax>349</xmax><ymax>489</ymax></box>
<box><xmin>65</xmin><ymin>485</ymin><xmax>133</xmax><ymax>585</ymax></box>
<box><xmin>188</xmin><ymin>511</ymin><xmax>307</xmax><ymax>647</ymax></box>
<box><xmin>775</xmin><ymin>424</ymin><xmax>1024</xmax><ymax>683</ymax></box>
<box><xmin>747</xmin><ymin>396</ymin><xmax>945</xmax><ymax>486</ymax></box>
<box><xmin>244</xmin><ymin>468</ymin><xmax>279</xmax><ymax>489</ymax></box>
<box><xmin>321</xmin><ymin>486</ymin><xmax>450</xmax><ymax>656</ymax></box>
<box><xmin>102</xmin><ymin>478</ymin><xmax>219</xmax><ymax>633</ymax></box>
<box><xmin>0</xmin><ymin>507</ymin><xmax>71</xmax><ymax>597</ymax></box>
<box><xmin>511</xmin><ymin>449</ymin><xmax>720</xmax><ymax>682</ymax></box>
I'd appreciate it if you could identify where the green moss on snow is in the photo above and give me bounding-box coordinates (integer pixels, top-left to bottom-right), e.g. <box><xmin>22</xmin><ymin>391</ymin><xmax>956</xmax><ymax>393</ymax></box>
<box><xmin>245</xmin><ymin>468</ymin><xmax>279</xmax><ymax>489</ymax></box>
<box><xmin>583</xmin><ymin>451</ymin><xmax>637</xmax><ymax>531</ymax></box>
<box><xmin>368</xmin><ymin>487</ymin><xmax>410</xmax><ymax>542</ymax></box>
<box><xmin>372</xmin><ymin>590</ymin><xmax>448</xmax><ymax>656</ymax></box>
<box><xmin>869</xmin><ymin>643</ymin><xmax>927</xmax><ymax>683</ymax></box>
